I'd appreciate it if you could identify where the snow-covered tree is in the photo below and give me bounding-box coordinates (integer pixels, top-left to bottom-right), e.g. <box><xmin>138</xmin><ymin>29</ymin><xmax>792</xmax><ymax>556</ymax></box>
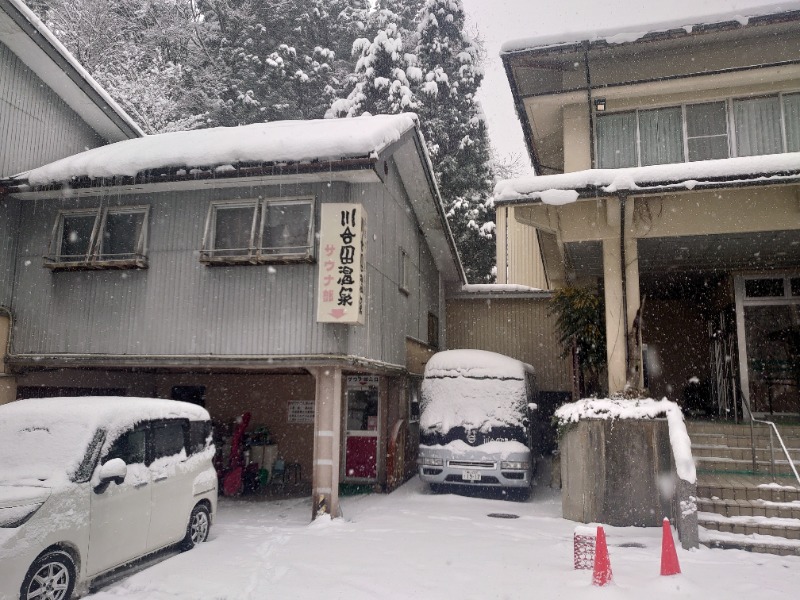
<box><xmin>413</xmin><ymin>0</ymin><xmax>496</xmax><ymax>281</ymax></box>
<box><xmin>327</xmin><ymin>9</ymin><xmax>418</xmax><ymax>118</ymax></box>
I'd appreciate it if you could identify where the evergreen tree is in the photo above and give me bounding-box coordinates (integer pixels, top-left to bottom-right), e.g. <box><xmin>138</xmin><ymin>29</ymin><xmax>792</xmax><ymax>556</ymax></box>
<box><xmin>327</xmin><ymin>8</ymin><xmax>417</xmax><ymax>118</ymax></box>
<box><xmin>413</xmin><ymin>0</ymin><xmax>496</xmax><ymax>281</ymax></box>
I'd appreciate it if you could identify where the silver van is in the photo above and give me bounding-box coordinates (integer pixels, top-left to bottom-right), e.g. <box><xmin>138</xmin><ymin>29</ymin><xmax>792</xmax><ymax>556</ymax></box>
<box><xmin>417</xmin><ymin>350</ymin><xmax>538</xmax><ymax>499</ymax></box>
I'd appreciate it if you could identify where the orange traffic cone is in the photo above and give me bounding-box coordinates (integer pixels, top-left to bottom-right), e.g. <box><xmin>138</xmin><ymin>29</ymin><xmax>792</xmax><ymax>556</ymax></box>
<box><xmin>592</xmin><ymin>526</ymin><xmax>613</xmax><ymax>586</ymax></box>
<box><xmin>660</xmin><ymin>518</ymin><xmax>681</xmax><ymax>576</ymax></box>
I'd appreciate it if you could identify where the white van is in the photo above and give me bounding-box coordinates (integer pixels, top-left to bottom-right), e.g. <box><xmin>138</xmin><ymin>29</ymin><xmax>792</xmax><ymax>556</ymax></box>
<box><xmin>417</xmin><ymin>350</ymin><xmax>539</xmax><ymax>499</ymax></box>
<box><xmin>0</xmin><ymin>397</ymin><xmax>218</xmax><ymax>600</ymax></box>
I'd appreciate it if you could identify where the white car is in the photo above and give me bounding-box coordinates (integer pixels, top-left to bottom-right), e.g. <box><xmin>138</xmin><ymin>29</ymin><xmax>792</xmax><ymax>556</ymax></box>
<box><xmin>0</xmin><ymin>397</ymin><xmax>218</xmax><ymax>600</ymax></box>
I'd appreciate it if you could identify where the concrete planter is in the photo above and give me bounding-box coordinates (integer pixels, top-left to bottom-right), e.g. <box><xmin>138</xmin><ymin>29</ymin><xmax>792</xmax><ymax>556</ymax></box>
<box><xmin>560</xmin><ymin>417</ymin><xmax>673</xmax><ymax>527</ymax></box>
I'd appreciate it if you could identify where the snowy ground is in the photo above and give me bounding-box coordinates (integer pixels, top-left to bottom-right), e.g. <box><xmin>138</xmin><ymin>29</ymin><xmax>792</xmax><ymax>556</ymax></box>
<box><xmin>87</xmin><ymin>478</ymin><xmax>797</xmax><ymax>600</ymax></box>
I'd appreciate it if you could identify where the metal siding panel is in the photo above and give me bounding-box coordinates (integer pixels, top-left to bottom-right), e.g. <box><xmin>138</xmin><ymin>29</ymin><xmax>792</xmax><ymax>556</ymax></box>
<box><xmin>0</xmin><ymin>42</ymin><xmax>105</xmax><ymax>177</ymax></box>
<box><xmin>445</xmin><ymin>298</ymin><xmax>572</xmax><ymax>392</ymax></box>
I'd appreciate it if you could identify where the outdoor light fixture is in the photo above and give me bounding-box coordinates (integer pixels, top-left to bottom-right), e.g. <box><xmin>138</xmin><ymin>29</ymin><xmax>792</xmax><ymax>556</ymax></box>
<box><xmin>594</xmin><ymin>98</ymin><xmax>606</xmax><ymax>112</ymax></box>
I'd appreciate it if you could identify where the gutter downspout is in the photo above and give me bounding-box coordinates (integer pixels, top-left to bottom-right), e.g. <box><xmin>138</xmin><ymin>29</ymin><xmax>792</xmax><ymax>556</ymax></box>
<box><xmin>584</xmin><ymin>44</ymin><xmax>596</xmax><ymax>169</ymax></box>
<box><xmin>618</xmin><ymin>192</ymin><xmax>629</xmax><ymax>376</ymax></box>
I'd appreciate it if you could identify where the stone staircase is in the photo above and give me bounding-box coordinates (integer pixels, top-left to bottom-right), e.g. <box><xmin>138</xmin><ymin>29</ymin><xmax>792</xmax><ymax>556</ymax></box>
<box><xmin>687</xmin><ymin>421</ymin><xmax>800</xmax><ymax>556</ymax></box>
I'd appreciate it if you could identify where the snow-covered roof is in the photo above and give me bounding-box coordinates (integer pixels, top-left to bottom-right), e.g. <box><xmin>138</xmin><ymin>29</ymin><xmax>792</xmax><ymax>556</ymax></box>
<box><xmin>494</xmin><ymin>152</ymin><xmax>800</xmax><ymax>204</ymax></box>
<box><xmin>424</xmin><ymin>349</ymin><xmax>533</xmax><ymax>380</ymax></box>
<box><xmin>0</xmin><ymin>0</ymin><xmax>143</xmax><ymax>141</ymax></box>
<box><xmin>501</xmin><ymin>4</ymin><xmax>799</xmax><ymax>54</ymax></box>
<box><xmin>17</xmin><ymin>114</ymin><xmax>419</xmax><ymax>187</ymax></box>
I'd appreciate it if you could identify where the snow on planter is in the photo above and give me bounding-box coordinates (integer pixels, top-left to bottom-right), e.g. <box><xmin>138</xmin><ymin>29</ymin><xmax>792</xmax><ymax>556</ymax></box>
<box><xmin>554</xmin><ymin>397</ymin><xmax>696</xmax><ymax>484</ymax></box>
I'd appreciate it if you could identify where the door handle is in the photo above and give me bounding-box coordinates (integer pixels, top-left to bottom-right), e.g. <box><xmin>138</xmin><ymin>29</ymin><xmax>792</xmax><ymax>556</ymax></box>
<box><xmin>154</xmin><ymin>474</ymin><xmax>168</xmax><ymax>482</ymax></box>
<box><xmin>134</xmin><ymin>481</ymin><xmax>149</xmax><ymax>489</ymax></box>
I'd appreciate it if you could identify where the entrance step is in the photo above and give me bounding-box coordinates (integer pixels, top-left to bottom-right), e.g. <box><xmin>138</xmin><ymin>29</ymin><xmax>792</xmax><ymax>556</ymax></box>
<box><xmin>689</xmin><ymin>421</ymin><xmax>800</xmax><ymax>556</ymax></box>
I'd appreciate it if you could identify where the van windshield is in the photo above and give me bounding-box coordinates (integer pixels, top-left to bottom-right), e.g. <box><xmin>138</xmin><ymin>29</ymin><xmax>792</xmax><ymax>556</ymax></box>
<box><xmin>0</xmin><ymin>411</ymin><xmax>98</xmax><ymax>487</ymax></box>
<box><xmin>420</xmin><ymin>376</ymin><xmax>528</xmax><ymax>439</ymax></box>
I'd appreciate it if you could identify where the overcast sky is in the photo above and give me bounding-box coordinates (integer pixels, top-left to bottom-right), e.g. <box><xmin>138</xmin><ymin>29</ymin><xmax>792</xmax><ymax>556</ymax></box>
<box><xmin>461</xmin><ymin>0</ymin><xmax>799</xmax><ymax>174</ymax></box>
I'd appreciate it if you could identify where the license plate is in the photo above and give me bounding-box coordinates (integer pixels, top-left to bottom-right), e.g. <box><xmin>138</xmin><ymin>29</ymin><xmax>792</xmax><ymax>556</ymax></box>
<box><xmin>462</xmin><ymin>470</ymin><xmax>482</xmax><ymax>482</ymax></box>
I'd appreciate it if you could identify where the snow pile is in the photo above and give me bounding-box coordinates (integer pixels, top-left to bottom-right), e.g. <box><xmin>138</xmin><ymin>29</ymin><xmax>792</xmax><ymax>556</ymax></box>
<box><xmin>421</xmin><ymin>350</ymin><xmax>533</xmax><ymax>434</ymax></box>
<box><xmin>493</xmin><ymin>152</ymin><xmax>800</xmax><ymax>202</ymax></box>
<box><xmin>555</xmin><ymin>397</ymin><xmax>696</xmax><ymax>484</ymax></box>
<box><xmin>500</xmin><ymin>4</ymin><xmax>793</xmax><ymax>53</ymax></box>
<box><xmin>0</xmin><ymin>397</ymin><xmax>210</xmax><ymax>486</ymax></box>
<box><xmin>20</xmin><ymin>114</ymin><xmax>419</xmax><ymax>186</ymax></box>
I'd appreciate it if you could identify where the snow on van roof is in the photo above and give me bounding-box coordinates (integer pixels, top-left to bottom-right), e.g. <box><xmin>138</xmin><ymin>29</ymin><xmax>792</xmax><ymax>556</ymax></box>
<box><xmin>423</xmin><ymin>349</ymin><xmax>533</xmax><ymax>380</ymax></box>
<box><xmin>17</xmin><ymin>114</ymin><xmax>419</xmax><ymax>187</ymax></box>
<box><xmin>0</xmin><ymin>397</ymin><xmax>210</xmax><ymax>486</ymax></box>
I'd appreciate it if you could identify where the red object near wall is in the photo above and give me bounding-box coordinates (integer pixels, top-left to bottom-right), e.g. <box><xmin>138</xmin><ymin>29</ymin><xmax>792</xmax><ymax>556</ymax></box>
<box><xmin>345</xmin><ymin>436</ymin><xmax>377</xmax><ymax>479</ymax></box>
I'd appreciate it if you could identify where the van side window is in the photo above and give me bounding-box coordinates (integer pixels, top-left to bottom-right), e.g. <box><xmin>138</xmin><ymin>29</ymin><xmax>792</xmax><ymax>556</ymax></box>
<box><xmin>151</xmin><ymin>421</ymin><xmax>186</xmax><ymax>461</ymax></box>
<box><xmin>106</xmin><ymin>429</ymin><xmax>147</xmax><ymax>465</ymax></box>
<box><xmin>188</xmin><ymin>421</ymin><xmax>212</xmax><ymax>455</ymax></box>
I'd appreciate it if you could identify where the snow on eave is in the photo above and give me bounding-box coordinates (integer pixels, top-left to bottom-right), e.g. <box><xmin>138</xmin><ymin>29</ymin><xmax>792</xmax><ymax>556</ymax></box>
<box><xmin>12</xmin><ymin>114</ymin><xmax>420</xmax><ymax>188</ymax></box>
<box><xmin>493</xmin><ymin>152</ymin><xmax>800</xmax><ymax>204</ymax></box>
<box><xmin>500</xmin><ymin>5</ymin><xmax>800</xmax><ymax>55</ymax></box>
<box><xmin>3</xmin><ymin>0</ymin><xmax>144</xmax><ymax>140</ymax></box>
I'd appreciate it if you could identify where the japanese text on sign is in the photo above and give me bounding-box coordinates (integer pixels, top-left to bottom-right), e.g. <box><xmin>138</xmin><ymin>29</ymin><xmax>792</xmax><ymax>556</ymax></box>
<box><xmin>317</xmin><ymin>204</ymin><xmax>366</xmax><ymax>324</ymax></box>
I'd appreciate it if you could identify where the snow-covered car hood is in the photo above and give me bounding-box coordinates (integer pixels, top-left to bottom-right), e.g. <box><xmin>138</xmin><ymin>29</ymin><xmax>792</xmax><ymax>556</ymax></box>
<box><xmin>0</xmin><ymin>485</ymin><xmax>52</xmax><ymax>509</ymax></box>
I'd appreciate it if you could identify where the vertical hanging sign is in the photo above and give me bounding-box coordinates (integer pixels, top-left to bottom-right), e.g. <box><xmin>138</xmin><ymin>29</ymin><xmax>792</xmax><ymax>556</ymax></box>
<box><xmin>316</xmin><ymin>203</ymin><xmax>367</xmax><ymax>324</ymax></box>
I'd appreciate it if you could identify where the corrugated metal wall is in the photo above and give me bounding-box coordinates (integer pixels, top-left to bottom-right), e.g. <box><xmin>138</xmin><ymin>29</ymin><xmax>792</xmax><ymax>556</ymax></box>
<box><xmin>507</xmin><ymin>207</ymin><xmax>549</xmax><ymax>289</ymax></box>
<box><xmin>0</xmin><ymin>198</ymin><xmax>20</xmax><ymax>307</ymax></box>
<box><xmin>446</xmin><ymin>297</ymin><xmax>572</xmax><ymax>392</ymax></box>
<box><xmin>0</xmin><ymin>42</ymin><xmax>105</xmax><ymax>177</ymax></box>
<box><xmin>346</xmin><ymin>159</ymin><xmax>440</xmax><ymax>366</ymax></box>
<box><xmin>10</xmin><ymin>176</ymin><xmax>442</xmax><ymax>366</ymax></box>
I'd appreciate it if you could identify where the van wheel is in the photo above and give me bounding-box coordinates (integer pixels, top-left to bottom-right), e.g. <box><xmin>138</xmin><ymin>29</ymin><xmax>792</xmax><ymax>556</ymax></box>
<box><xmin>181</xmin><ymin>504</ymin><xmax>211</xmax><ymax>550</ymax></box>
<box><xmin>21</xmin><ymin>550</ymin><xmax>76</xmax><ymax>600</ymax></box>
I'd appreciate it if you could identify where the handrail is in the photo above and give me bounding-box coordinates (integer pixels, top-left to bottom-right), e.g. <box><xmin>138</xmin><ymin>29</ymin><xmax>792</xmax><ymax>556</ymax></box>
<box><xmin>751</xmin><ymin>417</ymin><xmax>800</xmax><ymax>486</ymax></box>
<box><xmin>741</xmin><ymin>391</ymin><xmax>800</xmax><ymax>486</ymax></box>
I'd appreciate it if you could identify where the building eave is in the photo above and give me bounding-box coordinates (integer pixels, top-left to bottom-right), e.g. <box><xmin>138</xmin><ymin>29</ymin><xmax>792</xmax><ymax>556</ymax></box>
<box><xmin>0</xmin><ymin>0</ymin><xmax>144</xmax><ymax>141</ymax></box>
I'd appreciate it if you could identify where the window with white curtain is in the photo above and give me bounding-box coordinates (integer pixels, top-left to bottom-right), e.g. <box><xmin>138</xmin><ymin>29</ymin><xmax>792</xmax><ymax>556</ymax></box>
<box><xmin>734</xmin><ymin>96</ymin><xmax>783</xmax><ymax>157</ymax></box>
<box><xmin>596</xmin><ymin>112</ymin><xmax>637</xmax><ymax>168</ymax></box>
<box><xmin>639</xmin><ymin>107</ymin><xmax>683</xmax><ymax>166</ymax></box>
<box><xmin>784</xmin><ymin>93</ymin><xmax>800</xmax><ymax>152</ymax></box>
<box><xmin>594</xmin><ymin>92</ymin><xmax>799</xmax><ymax>168</ymax></box>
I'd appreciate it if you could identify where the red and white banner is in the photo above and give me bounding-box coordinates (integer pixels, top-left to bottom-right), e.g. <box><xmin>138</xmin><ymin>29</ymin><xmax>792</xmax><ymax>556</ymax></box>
<box><xmin>316</xmin><ymin>203</ymin><xmax>366</xmax><ymax>324</ymax></box>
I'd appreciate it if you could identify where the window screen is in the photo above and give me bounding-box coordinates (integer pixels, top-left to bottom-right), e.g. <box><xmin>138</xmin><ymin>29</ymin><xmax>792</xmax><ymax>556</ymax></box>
<box><xmin>686</xmin><ymin>102</ymin><xmax>729</xmax><ymax>161</ymax></box>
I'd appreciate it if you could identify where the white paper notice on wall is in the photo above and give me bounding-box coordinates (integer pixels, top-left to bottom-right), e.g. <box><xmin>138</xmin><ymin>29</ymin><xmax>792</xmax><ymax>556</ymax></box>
<box><xmin>288</xmin><ymin>400</ymin><xmax>315</xmax><ymax>424</ymax></box>
<box><xmin>316</xmin><ymin>203</ymin><xmax>366</xmax><ymax>324</ymax></box>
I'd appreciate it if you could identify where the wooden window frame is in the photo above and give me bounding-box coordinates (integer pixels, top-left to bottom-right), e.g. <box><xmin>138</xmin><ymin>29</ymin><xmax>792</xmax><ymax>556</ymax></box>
<box><xmin>45</xmin><ymin>206</ymin><xmax>149</xmax><ymax>271</ymax></box>
<box><xmin>200</xmin><ymin>196</ymin><xmax>315</xmax><ymax>265</ymax></box>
